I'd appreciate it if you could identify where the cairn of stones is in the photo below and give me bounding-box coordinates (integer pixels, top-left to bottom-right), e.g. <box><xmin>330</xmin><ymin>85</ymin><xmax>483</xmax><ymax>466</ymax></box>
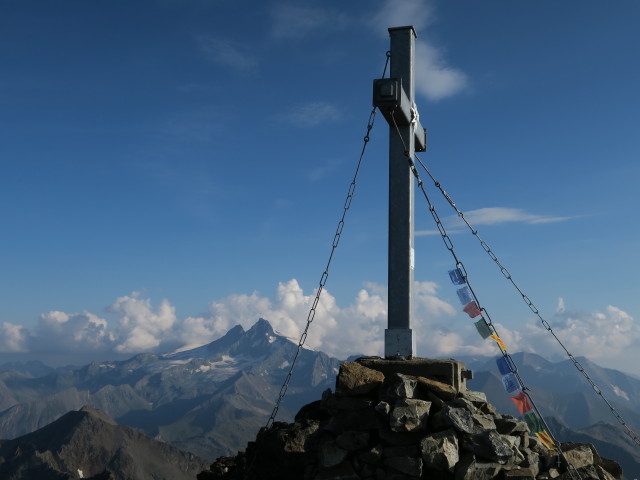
<box><xmin>198</xmin><ymin>358</ymin><xmax>622</xmax><ymax>480</ymax></box>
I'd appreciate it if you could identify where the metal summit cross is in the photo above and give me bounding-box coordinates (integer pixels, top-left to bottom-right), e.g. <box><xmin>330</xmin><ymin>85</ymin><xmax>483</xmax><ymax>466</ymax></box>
<box><xmin>373</xmin><ymin>26</ymin><xmax>427</xmax><ymax>359</ymax></box>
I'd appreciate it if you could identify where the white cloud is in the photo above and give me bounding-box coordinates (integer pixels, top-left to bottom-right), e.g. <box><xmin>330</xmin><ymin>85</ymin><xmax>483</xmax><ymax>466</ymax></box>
<box><xmin>36</xmin><ymin>311</ymin><xmax>114</xmax><ymax>352</ymax></box>
<box><xmin>270</xmin><ymin>3</ymin><xmax>348</xmax><ymax>40</ymax></box>
<box><xmin>414</xmin><ymin>40</ymin><xmax>468</xmax><ymax>101</ymax></box>
<box><xmin>3</xmin><ymin>283</ymin><xmax>638</xmax><ymax>375</ymax></box>
<box><xmin>0</xmin><ymin>322</ymin><xmax>29</xmax><ymax>352</ymax></box>
<box><xmin>416</xmin><ymin>207</ymin><xmax>577</xmax><ymax>236</ymax></box>
<box><xmin>276</xmin><ymin>102</ymin><xmax>342</xmax><ymax>128</ymax></box>
<box><xmin>370</xmin><ymin>0</ymin><xmax>468</xmax><ymax>101</ymax></box>
<box><xmin>520</xmin><ymin>304</ymin><xmax>640</xmax><ymax>365</ymax></box>
<box><xmin>107</xmin><ymin>293</ymin><xmax>177</xmax><ymax>353</ymax></box>
<box><xmin>198</xmin><ymin>36</ymin><xmax>258</xmax><ymax>74</ymax></box>
<box><xmin>370</xmin><ymin>0</ymin><xmax>434</xmax><ymax>33</ymax></box>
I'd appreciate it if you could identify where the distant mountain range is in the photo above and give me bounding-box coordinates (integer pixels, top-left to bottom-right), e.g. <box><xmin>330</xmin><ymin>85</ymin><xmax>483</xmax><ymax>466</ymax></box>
<box><xmin>0</xmin><ymin>319</ymin><xmax>341</xmax><ymax>461</ymax></box>
<box><xmin>0</xmin><ymin>319</ymin><xmax>639</xmax><ymax>476</ymax></box>
<box><xmin>462</xmin><ymin>352</ymin><xmax>640</xmax><ymax>430</ymax></box>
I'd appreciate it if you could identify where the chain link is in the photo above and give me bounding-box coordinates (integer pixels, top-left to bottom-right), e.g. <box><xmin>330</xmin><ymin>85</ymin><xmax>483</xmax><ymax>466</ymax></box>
<box><xmin>414</xmin><ymin>153</ymin><xmax>640</xmax><ymax>449</ymax></box>
<box><xmin>241</xmin><ymin>53</ymin><xmax>391</xmax><ymax>480</ymax></box>
<box><xmin>263</xmin><ymin>51</ymin><xmax>390</xmax><ymax>431</ymax></box>
<box><xmin>389</xmin><ymin>116</ymin><xmax>581</xmax><ymax>480</ymax></box>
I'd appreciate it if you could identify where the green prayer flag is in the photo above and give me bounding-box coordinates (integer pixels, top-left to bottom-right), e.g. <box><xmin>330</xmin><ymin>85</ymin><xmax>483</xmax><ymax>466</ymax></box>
<box><xmin>474</xmin><ymin>318</ymin><xmax>492</xmax><ymax>339</ymax></box>
<box><xmin>524</xmin><ymin>412</ymin><xmax>545</xmax><ymax>434</ymax></box>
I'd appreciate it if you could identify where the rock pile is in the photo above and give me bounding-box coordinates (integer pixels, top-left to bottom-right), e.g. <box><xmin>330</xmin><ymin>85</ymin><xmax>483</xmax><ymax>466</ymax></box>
<box><xmin>198</xmin><ymin>359</ymin><xmax>622</xmax><ymax>480</ymax></box>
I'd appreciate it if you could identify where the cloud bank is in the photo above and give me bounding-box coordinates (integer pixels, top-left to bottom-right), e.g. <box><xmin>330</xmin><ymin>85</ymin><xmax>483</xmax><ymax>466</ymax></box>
<box><xmin>1</xmin><ymin>282</ymin><xmax>638</xmax><ymax>373</ymax></box>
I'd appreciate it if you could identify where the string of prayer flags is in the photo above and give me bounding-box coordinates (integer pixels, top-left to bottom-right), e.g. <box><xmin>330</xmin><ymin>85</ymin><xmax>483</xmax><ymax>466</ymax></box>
<box><xmin>474</xmin><ymin>318</ymin><xmax>492</xmax><ymax>339</ymax></box>
<box><xmin>501</xmin><ymin>372</ymin><xmax>521</xmax><ymax>394</ymax></box>
<box><xmin>446</xmin><ymin>266</ymin><xmax>556</xmax><ymax>451</ymax></box>
<box><xmin>448</xmin><ymin>268</ymin><xmax>466</xmax><ymax>285</ymax></box>
<box><xmin>463</xmin><ymin>301</ymin><xmax>482</xmax><ymax>318</ymax></box>
<box><xmin>510</xmin><ymin>391</ymin><xmax>533</xmax><ymax>414</ymax></box>
<box><xmin>496</xmin><ymin>356</ymin><xmax>514</xmax><ymax>375</ymax></box>
<box><xmin>456</xmin><ymin>286</ymin><xmax>473</xmax><ymax>305</ymax></box>
<box><xmin>490</xmin><ymin>333</ymin><xmax>507</xmax><ymax>351</ymax></box>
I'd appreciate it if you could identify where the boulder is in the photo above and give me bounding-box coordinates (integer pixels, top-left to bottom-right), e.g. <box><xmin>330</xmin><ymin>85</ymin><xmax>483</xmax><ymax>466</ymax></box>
<box><xmin>335</xmin><ymin>362</ymin><xmax>384</xmax><ymax>397</ymax></box>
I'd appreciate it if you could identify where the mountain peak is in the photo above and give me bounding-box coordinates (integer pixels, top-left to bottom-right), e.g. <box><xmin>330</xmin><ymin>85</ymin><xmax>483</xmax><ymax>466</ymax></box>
<box><xmin>248</xmin><ymin>318</ymin><xmax>275</xmax><ymax>336</ymax></box>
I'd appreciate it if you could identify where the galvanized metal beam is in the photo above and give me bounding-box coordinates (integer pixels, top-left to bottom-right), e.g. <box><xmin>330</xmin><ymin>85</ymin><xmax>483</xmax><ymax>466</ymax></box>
<box><xmin>385</xmin><ymin>26</ymin><xmax>417</xmax><ymax>358</ymax></box>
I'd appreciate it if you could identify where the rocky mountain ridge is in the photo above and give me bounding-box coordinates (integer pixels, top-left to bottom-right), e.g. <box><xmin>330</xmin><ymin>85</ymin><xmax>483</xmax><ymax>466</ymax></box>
<box><xmin>0</xmin><ymin>405</ymin><xmax>208</xmax><ymax>480</ymax></box>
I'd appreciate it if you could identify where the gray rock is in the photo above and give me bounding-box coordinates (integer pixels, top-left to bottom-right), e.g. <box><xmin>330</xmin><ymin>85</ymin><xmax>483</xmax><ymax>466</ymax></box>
<box><xmin>390</xmin><ymin>399</ymin><xmax>432</xmax><ymax>432</ymax></box>
<box><xmin>336</xmin><ymin>430</ymin><xmax>370</xmax><ymax>451</ymax></box>
<box><xmin>420</xmin><ymin>428</ymin><xmax>459</xmax><ymax>472</ymax></box>
<box><xmin>472</xmin><ymin>414</ymin><xmax>496</xmax><ymax>432</ymax></box>
<box><xmin>459</xmin><ymin>390</ymin><xmax>487</xmax><ymax>404</ymax></box>
<box><xmin>319</xmin><ymin>441</ymin><xmax>348</xmax><ymax>468</ymax></box>
<box><xmin>384</xmin><ymin>456</ymin><xmax>423</xmax><ymax>477</ymax></box>
<box><xmin>462</xmin><ymin>430</ymin><xmax>513</xmax><ymax>464</ymax></box>
<box><xmin>381</xmin><ymin>373</ymin><xmax>417</xmax><ymax>401</ymax></box>
<box><xmin>336</xmin><ymin>362</ymin><xmax>384</xmax><ymax>397</ymax></box>
<box><xmin>455</xmin><ymin>453</ymin><xmax>502</xmax><ymax>480</ymax></box>
<box><xmin>503</xmin><ymin>467</ymin><xmax>536</xmax><ymax>480</ymax></box>
<box><xmin>448</xmin><ymin>397</ymin><xmax>477</xmax><ymax>413</ymax></box>
<box><xmin>416</xmin><ymin>376</ymin><xmax>457</xmax><ymax>401</ymax></box>
<box><xmin>375</xmin><ymin>401</ymin><xmax>390</xmax><ymax>416</ymax></box>
<box><xmin>440</xmin><ymin>406</ymin><xmax>476</xmax><ymax>435</ymax></box>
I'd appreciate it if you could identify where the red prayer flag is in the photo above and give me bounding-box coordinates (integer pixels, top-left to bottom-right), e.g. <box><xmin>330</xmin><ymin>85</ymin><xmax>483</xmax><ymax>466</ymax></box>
<box><xmin>463</xmin><ymin>301</ymin><xmax>482</xmax><ymax>318</ymax></box>
<box><xmin>510</xmin><ymin>391</ymin><xmax>533</xmax><ymax>414</ymax></box>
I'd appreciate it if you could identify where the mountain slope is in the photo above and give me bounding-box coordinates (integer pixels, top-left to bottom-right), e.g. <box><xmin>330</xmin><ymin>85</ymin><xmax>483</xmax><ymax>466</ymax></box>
<box><xmin>0</xmin><ymin>406</ymin><xmax>208</xmax><ymax>480</ymax></box>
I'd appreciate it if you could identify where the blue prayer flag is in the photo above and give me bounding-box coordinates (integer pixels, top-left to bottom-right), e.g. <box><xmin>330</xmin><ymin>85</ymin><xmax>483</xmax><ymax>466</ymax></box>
<box><xmin>448</xmin><ymin>268</ymin><xmax>466</xmax><ymax>285</ymax></box>
<box><xmin>501</xmin><ymin>372</ymin><xmax>521</xmax><ymax>394</ymax></box>
<box><xmin>496</xmin><ymin>356</ymin><xmax>513</xmax><ymax>375</ymax></box>
<box><xmin>456</xmin><ymin>286</ymin><xmax>473</xmax><ymax>306</ymax></box>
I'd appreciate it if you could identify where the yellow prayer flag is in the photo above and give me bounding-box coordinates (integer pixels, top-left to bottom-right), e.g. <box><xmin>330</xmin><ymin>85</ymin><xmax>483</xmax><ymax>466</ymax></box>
<box><xmin>535</xmin><ymin>431</ymin><xmax>557</xmax><ymax>451</ymax></box>
<box><xmin>490</xmin><ymin>333</ymin><xmax>507</xmax><ymax>351</ymax></box>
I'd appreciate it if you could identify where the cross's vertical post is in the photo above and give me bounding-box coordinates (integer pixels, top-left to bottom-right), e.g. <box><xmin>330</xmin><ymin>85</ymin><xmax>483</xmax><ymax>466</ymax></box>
<box><xmin>386</xmin><ymin>26</ymin><xmax>417</xmax><ymax>358</ymax></box>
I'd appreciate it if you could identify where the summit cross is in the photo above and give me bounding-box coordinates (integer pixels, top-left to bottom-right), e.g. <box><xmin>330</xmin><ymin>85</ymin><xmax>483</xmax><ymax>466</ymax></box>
<box><xmin>373</xmin><ymin>26</ymin><xmax>427</xmax><ymax>358</ymax></box>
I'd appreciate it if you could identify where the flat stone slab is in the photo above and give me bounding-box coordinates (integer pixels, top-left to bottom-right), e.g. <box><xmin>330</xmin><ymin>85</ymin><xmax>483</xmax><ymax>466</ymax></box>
<box><xmin>356</xmin><ymin>357</ymin><xmax>472</xmax><ymax>392</ymax></box>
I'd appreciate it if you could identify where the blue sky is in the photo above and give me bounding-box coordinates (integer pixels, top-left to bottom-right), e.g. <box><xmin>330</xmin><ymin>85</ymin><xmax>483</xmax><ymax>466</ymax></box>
<box><xmin>1</xmin><ymin>0</ymin><xmax>640</xmax><ymax>371</ymax></box>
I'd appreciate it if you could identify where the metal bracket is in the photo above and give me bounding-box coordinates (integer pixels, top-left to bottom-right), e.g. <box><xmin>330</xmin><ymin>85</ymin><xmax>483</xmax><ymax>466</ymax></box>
<box><xmin>373</xmin><ymin>78</ymin><xmax>426</xmax><ymax>152</ymax></box>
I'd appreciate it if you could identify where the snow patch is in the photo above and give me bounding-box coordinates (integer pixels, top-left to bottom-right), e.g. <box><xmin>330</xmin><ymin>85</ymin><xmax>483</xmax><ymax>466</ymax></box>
<box><xmin>268</xmin><ymin>335</ymin><xmax>277</xmax><ymax>344</ymax></box>
<box><xmin>279</xmin><ymin>361</ymin><xmax>290</xmax><ymax>369</ymax></box>
<box><xmin>78</xmin><ymin>469</ymin><xmax>84</xmax><ymax>478</ymax></box>
<box><xmin>611</xmin><ymin>384</ymin><xmax>630</xmax><ymax>401</ymax></box>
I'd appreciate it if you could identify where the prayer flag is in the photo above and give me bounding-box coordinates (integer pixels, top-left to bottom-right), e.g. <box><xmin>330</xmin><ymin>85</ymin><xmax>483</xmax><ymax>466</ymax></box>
<box><xmin>510</xmin><ymin>391</ymin><xmax>533</xmax><ymax>414</ymax></box>
<box><xmin>496</xmin><ymin>356</ymin><xmax>513</xmax><ymax>375</ymax></box>
<box><xmin>464</xmin><ymin>301</ymin><xmax>482</xmax><ymax>318</ymax></box>
<box><xmin>490</xmin><ymin>333</ymin><xmax>507</xmax><ymax>351</ymax></box>
<box><xmin>474</xmin><ymin>318</ymin><xmax>492</xmax><ymax>339</ymax></box>
<box><xmin>536</xmin><ymin>431</ymin><xmax>557</xmax><ymax>450</ymax></box>
<box><xmin>448</xmin><ymin>268</ymin><xmax>466</xmax><ymax>285</ymax></box>
<box><xmin>456</xmin><ymin>286</ymin><xmax>473</xmax><ymax>305</ymax></box>
<box><xmin>524</xmin><ymin>412</ymin><xmax>545</xmax><ymax>434</ymax></box>
<box><xmin>501</xmin><ymin>372</ymin><xmax>521</xmax><ymax>394</ymax></box>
